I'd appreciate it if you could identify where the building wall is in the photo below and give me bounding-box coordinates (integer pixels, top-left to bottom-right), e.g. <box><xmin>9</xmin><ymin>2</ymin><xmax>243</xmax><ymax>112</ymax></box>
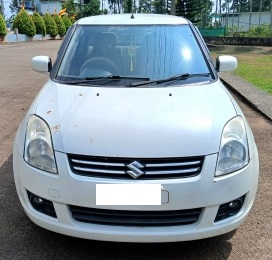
<box><xmin>37</xmin><ymin>1</ymin><xmax>63</xmax><ymax>15</ymax></box>
<box><xmin>223</xmin><ymin>12</ymin><xmax>272</xmax><ymax>31</ymax></box>
<box><xmin>35</xmin><ymin>0</ymin><xmax>80</xmax><ymax>15</ymax></box>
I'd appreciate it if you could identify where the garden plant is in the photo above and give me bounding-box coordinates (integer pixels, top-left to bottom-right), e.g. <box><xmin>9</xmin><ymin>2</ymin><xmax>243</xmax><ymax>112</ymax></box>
<box><xmin>12</xmin><ymin>9</ymin><xmax>36</xmax><ymax>37</ymax></box>
<box><xmin>62</xmin><ymin>15</ymin><xmax>72</xmax><ymax>31</ymax></box>
<box><xmin>43</xmin><ymin>12</ymin><xmax>58</xmax><ymax>37</ymax></box>
<box><xmin>32</xmin><ymin>11</ymin><xmax>46</xmax><ymax>35</ymax></box>
<box><xmin>53</xmin><ymin>14</ymin><xmax>66</xmax><ymax>36</ymax></box>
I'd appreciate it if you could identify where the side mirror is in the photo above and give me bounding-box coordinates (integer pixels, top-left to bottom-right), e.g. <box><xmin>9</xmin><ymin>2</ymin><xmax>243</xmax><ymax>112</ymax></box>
<box><xmin>32</xmin><ymin>56</ymin><xmax>52</xmax><ymax>74</ymax></box>
<box><xmin>216</xmin><ymin>55</ymin><xmax>238</xmax><ymax>72</ymax></box>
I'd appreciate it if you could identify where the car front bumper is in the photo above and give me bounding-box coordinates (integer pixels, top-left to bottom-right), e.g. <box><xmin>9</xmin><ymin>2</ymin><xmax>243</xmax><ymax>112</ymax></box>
<box><xmin>13</xmin><ymin>145</ymin><xmax>259</xmax><ymax>243</ymax></box>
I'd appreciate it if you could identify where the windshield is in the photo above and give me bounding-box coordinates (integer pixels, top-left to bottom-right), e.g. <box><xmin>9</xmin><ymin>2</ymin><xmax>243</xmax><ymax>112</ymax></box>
<box><xmin>57</xmin><ymin>25</ymin><xmax>211</xmax><ymax>84</ymax></box>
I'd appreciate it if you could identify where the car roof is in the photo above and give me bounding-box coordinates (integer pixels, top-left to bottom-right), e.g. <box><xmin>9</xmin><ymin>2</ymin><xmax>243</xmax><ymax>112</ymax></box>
<box><xmin>77</xmin><ymin>14</ymin><xmax>189</xmax><ymax>26</ymax></box>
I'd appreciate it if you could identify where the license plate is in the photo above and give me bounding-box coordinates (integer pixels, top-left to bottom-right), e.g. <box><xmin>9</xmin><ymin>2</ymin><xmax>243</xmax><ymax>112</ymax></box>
<box><xmin>96</xmin><ymin>184</ymin><xmax>162</xmax><ymax>205</ymax></box>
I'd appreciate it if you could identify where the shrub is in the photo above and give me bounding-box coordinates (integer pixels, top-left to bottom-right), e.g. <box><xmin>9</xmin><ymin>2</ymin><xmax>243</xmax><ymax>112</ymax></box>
<box><xmin>12</xmin><ymin>9</ymin><xmax>36</xmax><ymax>37</ymax></box>
<box><xmin>225</xmin><ymin>24</ymin><xmax>272</xmax><ymax>38</ymax></box>
<box><xmin>62</xmin><ymin>15</ymin><xmax>72</xmax><ymax>31</ymax></box>
<box><xmin>43</xmin><ymin>13</ymin><xmax>58</xmax><ymax>37</ymax></box>
<box><xmin>246</xmin><ymin>24</ymin><xmax>272</xmax><ymax>38</ymax></box>
<box><xmin>32</xmin><ymin>11</ymin><xmax>46</xmax><ymax>35</ymax></box>
<box><xmin>53</xmin><ymin>14</ymin><xmax>66</xmax><ymax>36</ymax></box>
<box><xmin>0</xmin><ymin>14</ymin><xmax>7</xmax><ymax>36</ymax></box>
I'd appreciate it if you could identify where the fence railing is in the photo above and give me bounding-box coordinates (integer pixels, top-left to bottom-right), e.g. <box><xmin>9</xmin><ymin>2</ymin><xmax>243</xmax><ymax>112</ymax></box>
<box><xmin>198</xmin><ymin>27</ymin><xmax>226</xmax><ymax>37</ymax></box>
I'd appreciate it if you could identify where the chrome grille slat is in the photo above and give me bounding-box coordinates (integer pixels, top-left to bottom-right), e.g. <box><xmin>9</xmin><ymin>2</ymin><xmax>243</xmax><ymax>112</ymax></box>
<box><xmin>74</xmin><ymin>167</ymin><xmax>125</xmax><ymax>174</ymax></box>
<box><xmin>146</xmin><ymin>161</ymin><xmax>201</xmax><ymax>167</ymax></box>
<box><xmin>145</xmin><ymin>167</ymin><xmax>200</xmax><ymax>175</ymax></box>
<box><xmin>71</xmin><ymin>159</ymin><xmax>124</xmax><ymax>167</ymax></box>
<box><xmin>68</xmin><ymin>154</ymin><xmax>204</xmax><ymax>179</ymax></box>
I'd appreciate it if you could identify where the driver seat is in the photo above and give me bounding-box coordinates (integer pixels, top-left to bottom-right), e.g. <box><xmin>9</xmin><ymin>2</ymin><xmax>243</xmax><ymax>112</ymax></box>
<box><xmin>89</xmin><ymin>32</ymin><xmax>122</xmax><ymax>67</ymax></box>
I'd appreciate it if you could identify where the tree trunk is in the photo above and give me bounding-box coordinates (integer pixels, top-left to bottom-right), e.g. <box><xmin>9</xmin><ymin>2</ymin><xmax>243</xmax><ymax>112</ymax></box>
<box><xmin>232</xmin><ymin>0</ymin><xmax>235</xmax><ymax>33</ymax></box>
<box><xmin>219</xmin><ymin>0</ymin><xmax>222</xmax><ymax>27</ymax></box>
<box><xmin>249</xmin><ymin>0</ymin><xmax>252</xmax><ymax>30</ymax></box>
<box><xmin>238</xmin><ymin>0</ymin><xmax>241</xmax><ymax>32</ymax></box>
<box><xmin>259</xmin><ymin>0</ymin><xmax>263</xmax><ymax>25</ymax></box>
<box><xmin>171</xmin><ymin>0</ymin><xmax>175</xmax><ymax>15</ymax></box>
<box><xmin>225</xmin><ymin>1</ymin><xmax>229</xmax><ymax>29</ymax></box>
<box><xmin>0</xmin><ymin>0</ymin><xmax>4</xmax><ymax>16</ymax></box>
<box><xmin>270</xmin><ymin>0</ymin><xmax>272</xmax><ymax>26</ymax></box>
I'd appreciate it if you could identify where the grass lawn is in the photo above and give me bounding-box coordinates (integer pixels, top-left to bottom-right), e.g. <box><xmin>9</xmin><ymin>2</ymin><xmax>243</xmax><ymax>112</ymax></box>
<box><xmin>210</xmin><ymin>45</ymin><xmax>272</xmax><ymax>94</ymax></box>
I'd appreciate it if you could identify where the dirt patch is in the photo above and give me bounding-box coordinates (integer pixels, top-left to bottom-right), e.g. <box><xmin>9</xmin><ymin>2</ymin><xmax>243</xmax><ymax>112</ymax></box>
<box><xmin>209</xmin><ymin>45</ymin><xmax>272</xmax><ymax>55</ymax></box>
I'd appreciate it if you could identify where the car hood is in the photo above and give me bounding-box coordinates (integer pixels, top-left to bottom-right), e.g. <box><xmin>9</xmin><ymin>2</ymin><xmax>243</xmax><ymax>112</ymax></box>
<box><xmin>34</xmin><ymin>80</ymin><xmax>236</xmax><ymax>158</ymax></box>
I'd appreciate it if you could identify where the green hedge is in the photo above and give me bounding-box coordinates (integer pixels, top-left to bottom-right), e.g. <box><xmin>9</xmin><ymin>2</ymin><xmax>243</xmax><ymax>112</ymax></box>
<box><xmin>12</xmin><ymin>10</ymin><xmax>36</xmax><ymax>37</ymax></box>
<box><xmin>53</xmin><ymin>14</ymin><xmax>66</xmax><ymax>36</ymax></box>
<box><xmin>62</xmin><ymin>15</ymin><xmax>72</xmax><ymax>31</ymax></box>
<box><xmin>43</xmin><ymin>12</ymin><xmax>58</xmax><ymax>37</ymax></box>
<box><xmin>0</xmin><ymin>14</ymin><xmax>7</xmax><ymax>36</ymax></box>
<box><xmin>32</xmin><ymin>11</ymin><xmax>46</xmax><ymax>35</ymax></box>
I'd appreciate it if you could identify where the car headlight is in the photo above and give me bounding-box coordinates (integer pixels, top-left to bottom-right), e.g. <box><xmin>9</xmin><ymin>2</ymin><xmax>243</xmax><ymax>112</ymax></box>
<box><xmin>24</xmin><ymin>115</ymin><xmax>57</xmax><ymax>174</ymax></box>
<box><xmin>215</xmin><ymin>116</ymin><xmax>249</xmax><ymax>176</ymax></box>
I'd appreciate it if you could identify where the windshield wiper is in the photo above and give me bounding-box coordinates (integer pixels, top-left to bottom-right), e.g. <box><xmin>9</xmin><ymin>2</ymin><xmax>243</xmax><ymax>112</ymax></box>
<box><xmin>64</xmin><ymin>75</ymin><xmax>150</xmax><ymax>85</ymax></box>
<box><xmin>128</xmin><ymin>73</ymin><xmax>211</xmax><ymax>87</ymax></box>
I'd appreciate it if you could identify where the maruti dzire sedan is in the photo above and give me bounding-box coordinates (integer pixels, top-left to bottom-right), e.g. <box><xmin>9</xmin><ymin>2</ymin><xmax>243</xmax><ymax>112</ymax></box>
<box><xmin>13</xmin><ymin>14</ymin><xmax>259</xmax><ymax>242</ymax></box>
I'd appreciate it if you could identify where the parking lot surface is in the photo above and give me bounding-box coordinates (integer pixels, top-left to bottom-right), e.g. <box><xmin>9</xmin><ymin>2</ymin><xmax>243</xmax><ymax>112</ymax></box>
<box><xmin>0</xmin><ymin>41</ymin><xmax>271</xmax><ymax>259</ymax></box>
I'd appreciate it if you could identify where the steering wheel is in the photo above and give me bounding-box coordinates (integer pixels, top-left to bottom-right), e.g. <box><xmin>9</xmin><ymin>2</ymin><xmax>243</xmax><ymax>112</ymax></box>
<box><xmin>80</xmin><ymin>57</ymin><xmax>119</xmax><ymax>75</ymax></box>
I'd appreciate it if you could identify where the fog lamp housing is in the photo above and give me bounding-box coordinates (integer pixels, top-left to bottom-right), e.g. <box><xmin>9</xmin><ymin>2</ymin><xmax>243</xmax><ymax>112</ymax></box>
<box><xmin>215</xmin><ymin>195</ymin><xmax>245</xmax><ymax>222</ymax></box>
<box><xmin>27</xmin><ymin>191</ymin><xmax>57</xmax><ymax>218</ymax></box>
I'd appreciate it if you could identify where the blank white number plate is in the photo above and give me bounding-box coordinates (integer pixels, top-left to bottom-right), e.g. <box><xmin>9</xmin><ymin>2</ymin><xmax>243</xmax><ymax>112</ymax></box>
<box><xmin>96</xmin><ymin>184</ymin><xmax>162</xmax><ymax>205</ymax></box>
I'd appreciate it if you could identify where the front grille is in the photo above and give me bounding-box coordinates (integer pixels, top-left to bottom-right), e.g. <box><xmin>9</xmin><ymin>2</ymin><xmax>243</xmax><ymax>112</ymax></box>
<box><xmin>69</xmin><ymin>206</ymin><xmax>202</xmax><ymax>226</ymax></box>
<box><xmin>68</xmin><ymin>154</ymin><xmax>204</xmax><ymax>179</ymax></box>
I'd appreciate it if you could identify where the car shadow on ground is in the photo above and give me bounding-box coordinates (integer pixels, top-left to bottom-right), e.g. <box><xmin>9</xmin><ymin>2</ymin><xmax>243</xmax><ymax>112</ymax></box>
<box><xmin>0</xmin><ymin>155</ymin><xmax>233</xmax><ymax>260</ymax></box>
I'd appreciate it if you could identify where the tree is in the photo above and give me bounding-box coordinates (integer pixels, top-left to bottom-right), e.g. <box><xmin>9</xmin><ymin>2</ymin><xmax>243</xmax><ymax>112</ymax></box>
<box><xmin>108</xmin><ymin>0</ymin><xmax>123</xmax><ymax>14</ymax></box>
<box><xmin>123</xmin><ymin>0</ymin><xmax>133</xmax><ymax>13</ymax></box>
<box><xmin>12</xmin><ymin>9</ymin><xmax>36</xmax><ymax>36</ymax></box>
<box><xmin>165</xmin><ymin>0</ymin><xmax>171</xmax><ymax>14</ymax></box>
<box><xmin>43</xmin><ymin>12</ymin><xmax>58</xmax><ymax>37</ymax></box>
<box><xmin>201</xmin><ymin>0</ymin><xmax>213</xmax><ymax>27</ymax></box>
<box><xmin>225</xmin><ymin>0</ymin><xmax>272</xmax><ymax>13</ymax></box>
<box><xmin>32</xmin><ymin>11</ymin><xmax>46</xmax><ymax>35</ymax></box>
<box><xmin>152</xmin><ymin>0</ymin><xmax>165</xmax><ymax>14</ymax></box>
<box><xmin>62</xmin><ymin>0</ymin><xmax>77</xmax><ymax>17</ymax></box>
<box><xmin>0</xmin><ymin>13</ymin><xmax>7</xmax><ymax>36</ymax></box>
<box><xmin>138</xmin><ymin>0</ymin><xmax>152</xmax><ymax>13</ymax></box>
<box><xmin>53</xmin><ymin>14</ymin><xmax>66</xmax><ymax>36</ymax></box>
<box><xmin>62</xmin><ymin>15</ymin><xmax>72</xmax><ymax>31</ymax></box>
<box><xmin>176</xmin><ymin>0</ymin><xmax>211</xmax><ymax>25</ymax></box>
<box><xmin>83</xmin><ymin>0</ymin><xmax>103</xmax><ymax>16</ymax></box>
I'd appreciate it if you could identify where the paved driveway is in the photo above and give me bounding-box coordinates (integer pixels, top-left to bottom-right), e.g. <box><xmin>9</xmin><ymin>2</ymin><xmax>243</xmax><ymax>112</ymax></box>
<box><xmin>0</xmin><ymin>41</ymin><xmax>271</xmax><ymax>259</ymax></box>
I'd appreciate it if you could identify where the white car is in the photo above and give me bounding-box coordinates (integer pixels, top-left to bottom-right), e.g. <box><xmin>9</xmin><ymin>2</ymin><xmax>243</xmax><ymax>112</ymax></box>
<box><xmin>13</xmin><ymin>14</ymin><xmax>259</xmax><ymax>242</ymax></box>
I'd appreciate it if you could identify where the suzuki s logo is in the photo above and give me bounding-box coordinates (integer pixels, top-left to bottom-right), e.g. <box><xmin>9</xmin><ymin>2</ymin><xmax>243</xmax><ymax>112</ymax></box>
<box><xmin>126</xmin><ymin>161</ymin><xmax>145</xmax><ymax>179</ymax></box>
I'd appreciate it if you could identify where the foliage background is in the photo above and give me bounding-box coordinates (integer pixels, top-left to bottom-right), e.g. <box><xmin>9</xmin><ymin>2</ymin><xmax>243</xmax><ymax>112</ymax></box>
<box><xmin>0</xmin><ymin>14</ymin><xmax>7</xmax><ymax>36</ymax></box>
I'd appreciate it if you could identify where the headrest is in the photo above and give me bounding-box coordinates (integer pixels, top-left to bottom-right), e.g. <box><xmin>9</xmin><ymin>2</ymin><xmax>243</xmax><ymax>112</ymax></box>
<box><xmin>93</xmin><ymin>32</ymin><xmax>117</xmax><ymax>47</ymax></box>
